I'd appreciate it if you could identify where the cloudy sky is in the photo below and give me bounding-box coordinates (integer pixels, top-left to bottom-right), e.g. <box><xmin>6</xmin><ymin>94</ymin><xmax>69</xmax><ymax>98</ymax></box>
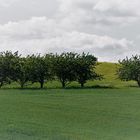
<box><xmin>0</xmin><ymin>0</ymin><xmax>139</xmax><ymax>61</ymax></box>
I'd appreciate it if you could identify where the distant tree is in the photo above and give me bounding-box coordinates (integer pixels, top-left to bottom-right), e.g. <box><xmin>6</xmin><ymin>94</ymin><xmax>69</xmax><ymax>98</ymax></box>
<box><xmin>53</xmin><ymin>52</ymin><xmax>77</xmax><ymax>88</ymax></box>
<box><xmin>29</xmin><ymin>54</ymin><xmax>52</xmax><ymax>88</ymax></box>
<box><xmin>75</xmin><ymin>53</ymin><xmax>102</xmax><ymax>87</ymax></box>
<box><xmin>118</xmin><ymin>55</ymin><xmax>140</xmax><ymax>87</ymax></box>
<box><xmin>0</xmin><ymin>51</ymin><xmax>20</xmax><ymax>88</ymax></box>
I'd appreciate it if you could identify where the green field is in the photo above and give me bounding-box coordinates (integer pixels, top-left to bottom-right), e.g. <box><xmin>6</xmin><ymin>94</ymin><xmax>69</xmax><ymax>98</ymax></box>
<box><xmin>0</xmin><ymin>88</ymin><xmax>139</xmax><ymax>140</ymax></box>
<box><xmin>0</xmin><ymin>62</ymin><xmax>139</xmax><ymax>140</ymax></box>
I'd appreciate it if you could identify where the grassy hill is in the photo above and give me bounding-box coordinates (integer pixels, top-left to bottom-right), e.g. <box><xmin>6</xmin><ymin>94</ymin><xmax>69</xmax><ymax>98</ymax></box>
<box><xmin>96</xmin><ymin>62</ymin><xmax>118</xmax><ymax>80</ymax></box>
<box><xmin>94</xmin><ymin>62</ymin><xmax>137</xmax><ymax>88</ymax></box>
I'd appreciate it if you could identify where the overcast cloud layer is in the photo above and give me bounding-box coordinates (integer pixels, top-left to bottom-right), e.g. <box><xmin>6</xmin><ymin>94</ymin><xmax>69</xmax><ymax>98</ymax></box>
<box><xmin>0</xmin><ymin>0</ymin><xmax>139</xmax><ymax>61</ymax></box>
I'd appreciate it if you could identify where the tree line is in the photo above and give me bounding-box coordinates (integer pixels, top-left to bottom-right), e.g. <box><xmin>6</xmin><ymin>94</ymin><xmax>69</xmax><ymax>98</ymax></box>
<box><xmin>0</xmin><ymin>51</ymin><xmax>140</xmax><ymax>89</ymax></box>
<box><xmin>0</xmin><ymin>51</ymin><xmax>102</xmax><ymax>89</ymax></box>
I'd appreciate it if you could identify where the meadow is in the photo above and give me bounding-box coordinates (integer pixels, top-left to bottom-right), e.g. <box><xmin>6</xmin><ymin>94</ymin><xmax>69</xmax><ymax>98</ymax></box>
<box><xmin>0</xmin><ymin>62</ymin><xmax>139</xmax><ymax>140</ymax></box>
<box><xmin>0</xmin><ymin>88</ymin><xmax>140</xmax><ymax>140</ymax></box>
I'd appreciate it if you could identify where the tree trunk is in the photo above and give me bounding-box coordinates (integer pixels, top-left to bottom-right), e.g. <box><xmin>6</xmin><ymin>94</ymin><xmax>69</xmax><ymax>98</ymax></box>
<box><xmin>0</xmin><ymin>82</ymin><xmax>3</xmax><ymax>88</ymax></box>
<box><xmin>137</xmin><ymin>80</ymin><xmax>140</xmax><ymax>87</ymax></box>
<box><xmin>81</xmin><ymin>82</ymin><xmax>84</xmax><ymax>88</ymax></box>
<box><xmin>62</xmin><ymin>81</ymin><xmax>66</xmax><ymax>88</ymax></box>
<box><xmin>40</xmin><ymin>80</ymin><xmax>44</xmax><ymax>89</ymax></box>
<box><xmin>20</xmin><ymin>83</ymin><xmax>24</xmax><ymax>89</ymax></box>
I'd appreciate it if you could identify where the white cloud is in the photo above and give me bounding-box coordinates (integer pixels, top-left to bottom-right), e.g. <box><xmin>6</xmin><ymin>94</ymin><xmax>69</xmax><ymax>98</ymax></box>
<box><xmin>93</xmin><ymin>0</ymin><xmax>140</xmax><ymax>14</ymax></box>
<box><xmin>0</xmin><ymin>17</ymin><xmax>133</xmax><ymax>61</ymax></box>
<box><xmin>58</xmin><ymin>0</ymin><xmax>140</xmax><ymax>27</ymax></box>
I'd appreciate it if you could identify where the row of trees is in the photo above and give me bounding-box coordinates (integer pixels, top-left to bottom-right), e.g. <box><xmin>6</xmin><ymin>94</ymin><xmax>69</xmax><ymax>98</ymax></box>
<box><xmin>0</xmin><ymin>51</ymin><xmax>101</xmax><ymax>88</ymax></box>
<box><xmin>1</xmin><ymin>51</ymin><xmax>140</xmax><ymax>88</ymax></box>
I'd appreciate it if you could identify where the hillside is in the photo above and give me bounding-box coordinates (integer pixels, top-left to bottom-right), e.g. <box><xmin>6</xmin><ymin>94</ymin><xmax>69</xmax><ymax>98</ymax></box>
<box><xmin>94</xmin><ymin>62</ymin><xmax>137</xmax><ymax>88</ymax></box>
<box><xmin>96</xmin><ymin>62</ymin><xmax>119</xmax><ymax>81</ymax></box>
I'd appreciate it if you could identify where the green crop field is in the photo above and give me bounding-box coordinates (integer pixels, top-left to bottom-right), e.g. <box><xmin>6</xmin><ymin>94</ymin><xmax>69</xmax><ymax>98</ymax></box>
<box><xmin>0</xmin><ymin>88</ymin><xmax>140</xmax><ymax>140</ymax></box>
<box><xmin>0</xmin><ymin>62</ymin><xmax>139</xmax><ymax>140</ymax></box>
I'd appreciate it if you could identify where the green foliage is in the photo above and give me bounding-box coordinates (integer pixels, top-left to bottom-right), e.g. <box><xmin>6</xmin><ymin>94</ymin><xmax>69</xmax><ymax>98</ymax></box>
<box><xmin>118</xmin><ymin>55</ymin><xmax>140</xmax><ymax>87</ymax></box>
<box><xmin>0</xmin><ymin>51</ymin><xmax>20</xmax><ymax>88</ymax></box>
<box><xmin>52</xmin><ymin>52</ymin><xmax>78</xmax><ymax>88</ymax></box>
<box><xmin>0</xmin><ymin>51</ymin><xmax>102</xmax><ymax>88</ymax></box>
<box><xmin>52</xmin><ymin>52</ymin><xmax>100</xmax><ymax>88</ymax></box>
<box><xmin>75</xmin><ymin>53</ymin><xmax>102</xmax><ymax>87</ymax></box>
<box><xmin>14</xmin><ymin>56</ymin><xmax>32</xmax><ymax>88</ymax></box>
<box><xmin>29</xmin><ymin>54</ymin><xmax>52</xmax><ymax>88</ymax></box>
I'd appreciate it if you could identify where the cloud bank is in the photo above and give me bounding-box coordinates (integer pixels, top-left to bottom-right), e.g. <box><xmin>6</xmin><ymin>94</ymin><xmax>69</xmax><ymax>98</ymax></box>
<box><xmin>0</xmin><ymin>0</ymin><xmax>139</xmax><ymax>61</ymax></box>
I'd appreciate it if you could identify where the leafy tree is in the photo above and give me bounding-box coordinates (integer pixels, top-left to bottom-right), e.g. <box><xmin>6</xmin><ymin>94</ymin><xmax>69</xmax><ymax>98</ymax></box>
<box><xmin>118</xmin><ymin>55</ymin><xmax>140</xmax><ymax>87</ymax></box>
<box><xmin>53</xmin><ymin>52</ymin><xmax>77</xmax><ymax>88</ymax></box>
<box><xmin>14</xmin><ymin>56</ymin><xmax>32</xmax><ymax>88</ymax></box>
<box><xmin>75</xmin><ymin>53</ymin><xmax>102</xmax><ymax>87</ymax></box>
<box><xmin>29</xmin><ymin>54</ymin><xmax>52</xmax><ymax>88</ymax></box>
<box><xmin>0</xmin><ymin>51</ymin><xmax>20</xmax><ymax>88</ymax></box>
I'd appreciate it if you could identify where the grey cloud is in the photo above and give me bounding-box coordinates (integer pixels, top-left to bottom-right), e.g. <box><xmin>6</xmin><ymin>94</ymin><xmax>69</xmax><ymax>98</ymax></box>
<box><xmin>0</xmin><ymin>17</ymin><xmax>133</xmax><ymax>61</ymax></box>
<box><xmin>0</xmin><ymin>0</ymin><xmax>138</xmax><ymax>61</ymax></box>
<box><xmin>0</xmin><ymin>0</ymin><xmax>58</xmax><ymax>23</ymax></box>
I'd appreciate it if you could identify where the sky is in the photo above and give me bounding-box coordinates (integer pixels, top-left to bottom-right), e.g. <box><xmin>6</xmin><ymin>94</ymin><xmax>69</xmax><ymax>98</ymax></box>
<box><xmin>0</xmin><ymin>0</ymin><xmax>139</xmax><ymax>61</ymax></box>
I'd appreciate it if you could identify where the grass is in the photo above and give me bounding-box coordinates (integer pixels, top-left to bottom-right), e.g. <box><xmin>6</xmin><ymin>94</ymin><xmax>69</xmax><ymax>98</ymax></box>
<box><xmin>0</xmin><ymin>88</ymin><xmax>139</xmax><ymax>140</ymax></box>
<box><xmin>94</xmin><ymin>62</ymin><xmax>137</xmax><ymax>88</ymax></box>
<box><xmin>0</xmin><ymin>62</ymin><xmax>139</xmax><ymax>139</ymax></box>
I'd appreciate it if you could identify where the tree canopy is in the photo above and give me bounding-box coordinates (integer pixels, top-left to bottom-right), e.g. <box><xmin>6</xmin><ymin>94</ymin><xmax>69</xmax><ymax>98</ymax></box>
<box><xmin>75</xmin><ymin>53</ymin><xmax>102</xmax><ymax>87</ymax></box>
<box><xmin>0</xmin><ymin>51</ymin><xmax>102</xmax><ymax>88</ymax></box>
<box><xmin>118</xmin><ymin>55</ymin><xmax>140</xmax><ymax>87</ymax></box>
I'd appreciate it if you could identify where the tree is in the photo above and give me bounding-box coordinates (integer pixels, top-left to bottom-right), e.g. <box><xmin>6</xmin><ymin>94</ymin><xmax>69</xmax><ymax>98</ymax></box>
<box><xmin>0</xmin><ymin>51</ymin><xmax>20</xmax><ymax>88</ymax></box>
<box><xmin>53</xmin><ymin>52</ymin><xmax>77</xmax><ymax>88</ymax></box>
<box><xmin>14</xmin><ymin>56</ymin><xmax>32</xmax><ymax>88</ymax></box>
<box><xmin>75</xmin><ymin>53</ymin><xmax>102</xmax><ymax>87</ymax></box>
<box><xmin>29</xmin><ymin>54</ymin><xmax>52</xmax><ymax>88</ymax></box>
<box><xmin>118</xmin><ymin>55</ymin><xmax>140</xmax><ymax>87</ymax></box>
